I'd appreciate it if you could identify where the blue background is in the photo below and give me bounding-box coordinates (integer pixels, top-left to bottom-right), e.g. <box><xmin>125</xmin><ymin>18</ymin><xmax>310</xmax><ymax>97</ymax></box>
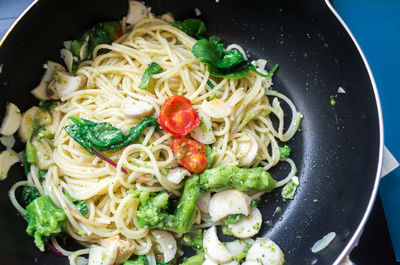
<box><xmin>1</xmin><ymin>0</ymin><xmax>400</xmax><ymax>262</ymax></box>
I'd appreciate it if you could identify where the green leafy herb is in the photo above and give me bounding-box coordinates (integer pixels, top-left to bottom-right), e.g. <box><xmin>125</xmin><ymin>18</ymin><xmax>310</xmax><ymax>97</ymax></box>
<box><xmin>279</xmin><ymin>145</ymin><xmax>291</xmax><ymax>159</ymax></box>
<box><xmin>21</xmin><ymin>186</ymin><xmax>41</xmax><ymax>205</ymax></box>
<box><xmin>38</xmin><ymin>170</ymin><xmax>47</xmax><ymax>179</ymax></box>
<box><xmin>221</xmin><ymin>225</ymin><xmax>233</xmax><ymax>236</ymax></box>
<box><xmin>123</xmin><ymin>256</ymin><xmax>149</xmax><ymax>265</ymax></box>
<box><xmin>64</xmin><ymin>192</ymin><xmax>89</xmax><ymax>216</ymax></box>
<box><xmin>171</xmin><ymin>19</ymin><xmax>206</xmax><ymax>39</ymax></box>
<box><xmin>26</xmin><ymin>196</ymin><xmax>67</xmax><ymax>251</ymax></box>
<box><xmin>224</xmin><ymin>214</ymin><xmax>245</xmax><ymax>225</ymax></box>
<box><xmin>206</xmin><ymin>79</ymin><xmax>215</xmax><ymax>89</ymax></box>
<box><xmin>38</xmin><ymin>100</ymin><xmax>54</xmax><ymax>111</ymax></box>
<box><xmin>64</xmin><ymin>116</ymin><xmax>159</xmax><ymax>155</ymax></box>
<box><xmin>139</xmin><ymin>62</ymin><xmax>163</xmax><ymax>89</ymax></box>
<box><xmin>181</xmin><ymin>229</ymin><xmax>203</xmax><ymax>252</ymax></box>
<box><xmin>250</xmin><ymin>199</ymin><xmax>261</xmax><ymax>207</ymax></box>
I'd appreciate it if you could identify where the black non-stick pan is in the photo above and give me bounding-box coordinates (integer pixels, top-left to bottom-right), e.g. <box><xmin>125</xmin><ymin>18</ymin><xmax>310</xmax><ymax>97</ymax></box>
<box><xmin>0</xmin><ymin>0</ymin><xmax>383</xmax><ymax>264</ymax></box>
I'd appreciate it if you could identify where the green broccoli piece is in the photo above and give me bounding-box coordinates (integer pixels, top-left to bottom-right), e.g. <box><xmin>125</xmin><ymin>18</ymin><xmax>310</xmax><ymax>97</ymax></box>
<box><xmin>279</xmin><ymin>145</ymin><xmax>291</xmax><ymax>159</ymax></box>
<box><xmin>199</xmin><ymin>165</ymin><xmax>276</xmax><ymax>192</ymax></box>
<box><xmin>180</xmin><ymin>252</ymin><xmax>205</xmax><ymax>265</ymax></box>
<box><xmin>224</xmin><ymin>214</ymin><xmax>245</xmax><ymax>225</ymax></box>
<box><xmin>26</xmin><ymin>140</ymin><xmax>38</xmax><ymax>164</ymax></box>
<box><xmin>281</xmin><ymin>178</ymin><xmax>299</xmax><ymax>200</ymax></box>
<box><xmin>156</xmin><ymin>259</ymin><xmax>169</xmax><ymax>265</ymax></box>
<box><xmin>181</xmin><ymin>229</ymin><xmax>203</xmax><ymax>252</ymax></box>
<box><xmin>124</xmin><ymin>255</ymin><xmax>149</xmax><ymax>265</ymax></box>
<box><xmin>136</xmin><ymin>176</ymin><xmax>200</xmax><ymax>233</ymax></box>
<box><xmin>21</xmin><ymin>186</ymin><xmax>41</xmax><ymax>205</ymax></box>
<box><xmin>26</xmin><ymin>196</ymin><xmax>67</xmax><ymax>251</ymax></box>
<box><xmin>250</xmin><ymin>199</ymin><xmax>261</xmax><ymax>207</ymax></box>
<box><xmin>221</xmin><ymin>225</ymin><xmax>233</xmax><ymax>236</ymax></box>
<box><xmin>205</xmin><ymin>145</ymin><xmax>216</xmax><ymax>169</ymax></box>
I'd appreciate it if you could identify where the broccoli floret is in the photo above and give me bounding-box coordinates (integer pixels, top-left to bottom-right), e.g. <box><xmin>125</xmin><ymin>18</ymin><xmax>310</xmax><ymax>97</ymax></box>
<box><xmin>279</xmin><ymin>145</ymin><xmax>291</xmax><ymax>159</ymax></box>
<box><xmin>199</xmin><ymin>165</ymin><xmax>276</xmax><ymax>192</ymax></box>
<box><xmin>156</xmin><ymin>259</ymin><xmax>169</xmax><ymax>265</ymax></box>
<box><xmin>181</xmin><ymin>229</ymin><xmax>203</xmax><ymax>252</ymax></box>
<box><xmin>180</xmin><ymin>252</ymin><xmax>205</xmax><ymax>265</ymax></box>
<box><xmin>21</xmin><ymin>186</ymin><xmax>41</xmax><ymax>205</ymax></box>
<box><xmin>205</xmin><ymin>145</ymin><xmax>216</xmax><ymax>169</ymax></box>
<box><xmin>26</xmin><ymin>196</ymin><xmax>67</xmax><ymax>251</ymax></box>
<box><xmin>124</xmin><ymin>255</ymin><xmax>149</xmax><ymax>265</ymax></box>
<box><xmin>136</xmin><ymin>176</ymin><xmax>200</xmax><ymax>233</ymax></box>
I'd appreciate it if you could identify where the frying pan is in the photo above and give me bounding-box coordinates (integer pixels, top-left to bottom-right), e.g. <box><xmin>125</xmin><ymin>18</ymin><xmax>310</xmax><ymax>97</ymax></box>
<box><xmin>0</xmin><ymin>0</ymin><xmax>383</xmax><ymax>264</ymax></box>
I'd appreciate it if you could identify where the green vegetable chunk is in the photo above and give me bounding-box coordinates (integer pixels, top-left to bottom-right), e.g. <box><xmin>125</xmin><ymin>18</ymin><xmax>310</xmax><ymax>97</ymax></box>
<box><xmin>64</xmin><ymin>116</ymin><xmax>159</xmax><ymax>154</ymax></box>
<box><xmin>224</xmin><ymin>214</ymin><xmax>245</xmax><ymax>225</ymax></box>
<box><xmin>38</xmin><ymin>169</ymin><xmax>47</xmax><ymax>179</ymax></box>
<box><xmin>199</xmin><ymin>165</ymin><xmax>276</xmax><ymax>192</ymax></box>
<box><xmin>205</xmin><ymin>145</ymin><xmax>216</xmax><ymax>169</ymax></box>
<box><xmin>26</xmin><ymin>196</ymin><xmax>67</xmax><ymax>251</ymax></box>
<box><xmin>181</xmin><ymin>229</ymin><xmax>203</xmax><ymax>252</ymax></box>
<box><xmin>279</xmin><ymin>145</ymin><xmax>291</xmax><ymax>159</ymax></box>
<box><xmin>21</xmin><ymin>186</ymin><xmax>41</xmax><ymax>205</ymax></box>
<box><xmin>180</xmin><ymin>252</ymin><xmax>205</xmax><ymax>265</ymax></box>
<box><xmin>136</xmin><ymin>176</ymin><xmax>201</xmax><ymax>233</ymax></box>
<box><xmin>139</xmin><ymin>62</ymin><xmax>163</xmax><ymax>89</ymax></box>
<box><xmin>26</xmin><ymin>140</ymin><xmax>38</xmax><ymax>164</ymax></box>
<box><xmin>156</xmin><ymin>259</ymin><xmax>169</xmax><ymax>265</ymax></box>
<box><xmin>231</xmin><ymin>240</ymin><xmax>252</xmax><ymax>262</ymax></box>
<box><xmin>65</xmin><ymin>192</ymin><xmax>89</xmax><ymax>216</ymax></box>
<box><xmin>281</xmin><ymin>178</ymin><xmax>299</xmax><ymax>200</ymax></box>
<box><xmin>123</xmin><ymin>255</ymin><xmax>149</xmax><ymax>265</ymax></box>
<box><xmin>171</xmin><ymin>19</ymin><xmax>206</xmax><ymax>39</ymax></box>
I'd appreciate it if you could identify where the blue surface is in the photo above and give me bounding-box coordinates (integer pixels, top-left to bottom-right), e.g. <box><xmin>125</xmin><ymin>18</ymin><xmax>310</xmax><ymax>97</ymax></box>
<box><xmin>1</xmin><ymin>0</ymin><xmax>400</xmax><ymax>262</ymax></box>
<box><xmin>333</xmin><ymin>0</ymin><xmax>400</xmax><ymax>261</ymax></box>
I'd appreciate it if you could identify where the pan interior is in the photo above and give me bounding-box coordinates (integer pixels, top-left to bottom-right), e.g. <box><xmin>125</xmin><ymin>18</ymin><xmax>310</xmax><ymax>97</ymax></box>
<box><xmin>0</xmin><ymin>0</ymin><xmax>380</xmax><ymax>264</ymax></box>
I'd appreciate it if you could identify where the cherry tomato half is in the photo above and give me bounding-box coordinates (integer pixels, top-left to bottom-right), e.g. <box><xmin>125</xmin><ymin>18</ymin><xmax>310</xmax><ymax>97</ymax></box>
<box><xmin>158</xmin><ymin>95</ymin><xmax>199</xmax><ymax>136</ymax></box>
<box><xmin>170</xmin><ymin>138</ymin><xmax>207</xmax><ymax>173</ymax></box>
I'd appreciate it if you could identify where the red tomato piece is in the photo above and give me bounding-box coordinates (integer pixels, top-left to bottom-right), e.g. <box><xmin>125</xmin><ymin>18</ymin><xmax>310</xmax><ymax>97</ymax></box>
<box><xmin>158</xmin><ymin>95</ymin><xmax>199</xmax><ymax>136</ymax></box>
<box><xmin>170</xmin><ymin>138</ymin><xmax>207</xmax><ymax>173</ymax></box>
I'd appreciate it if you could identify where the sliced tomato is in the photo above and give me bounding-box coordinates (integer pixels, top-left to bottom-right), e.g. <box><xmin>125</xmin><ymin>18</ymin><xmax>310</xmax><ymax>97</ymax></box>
<box><xmin>158</xmin><ymin>95</ymin><xmax>199</xmax><ymax>136</ymax></box>
<box><xmin>170</xmin><ymin>138</ymin><xmax>207</xmax><ymax>173</ymax></box>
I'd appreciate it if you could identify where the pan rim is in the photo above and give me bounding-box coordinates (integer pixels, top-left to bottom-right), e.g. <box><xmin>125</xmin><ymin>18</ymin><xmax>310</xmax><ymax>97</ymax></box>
<box><xmin>323</xmin><ymin>0</ymin><xmax>384</xmax><ymax>264</ymax></box>
<box><xmin>0</xmin><ymin>0</ymin><xmax>385</xmax><ymax>263</ymax></box>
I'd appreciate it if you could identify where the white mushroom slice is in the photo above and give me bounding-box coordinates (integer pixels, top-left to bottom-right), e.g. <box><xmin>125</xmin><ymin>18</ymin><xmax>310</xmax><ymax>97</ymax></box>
<box><xmin>209</xmin><ymin>189</ymin><xmax>251</xmax><ymax>222</ymax></box>
<box><xmin>151</xmin><ymin>230</ymin><xmax>177</xmax><ymax>263</ymax></box>
<box><xmin>241</xmin><ymin>261</ymin><xmax>260</xmax><ymax>265</ymax></box>
<box><xmin>19</xmin><ymin>106</ymin><xmax>51</xmax><ymax>142</ymax></box>
<box><xmin>161</xmin><ymin>13</ymin><xmax>175</xmax><ymax>23</ymax></box>
<box><xmin>166</xmin><ymin>167</ymin><xmax>191</xmax><ymax>184</ymax></box>
<box><xmin>126</xmin><ymin>1</ymin><xmax>148</xmax><ymax>25</ymax></box>
<box><xmin>237</xmin><ymin>134</ymin><xmax>258</xmax><ymax>167</ymax></box>
<box><xmin>228</xmin><ymin>207</ymin><xmax>262</xmax><ymax>238</ymax></box>
<box><xmin>225</xmin><ymin>240</ymin><xmax>251</xmax><ymax>258</ymax></box>
<box><xmin>0</xmin><ymin>149</ymin><xmax>19</xmax><ymax>180</ymax></box>
<box><xmin>201</xmin><ymin>99</ymin><xmax>232</xmax><ymax>119</ymax></box>
<box><xmin>197</xmin><ymin>191</ymin><xmax>211</xmax><ymax>213</ymax></box>
<box><xmin>0</xmin><ymin>103</ymin><xmax>21</xmax><ymax>136</ymax></box>
<box><xmin>47</xmin><ymin>71</ymin><xmax>87</xmax><ymax>100</ymax></box>
<box><xmin>99</xmin><ymin>235</ymin><xmax>135</xmax><ymax>264</ymax></box>
<box><xmin>190</xmin><ymin>111</ymin><xmax>216</xmax><ymax>144</ymax></box>
<box><xmin>80</xmin><ymin>41</ymin><xmax>89</xmax><ymax>61</ymax></box>
<box><xmin>203</xmin><ymin>226</ymin><xmax>232</xmax><ymax>264</ymax></box>
<box><xmin>246</xmin><ymin>238</ymin><xmax>284</xmax><ymax>265</ymax></box>
<box><xmin>0</xmin><ymin>135</ymin><xmax>15</xmax><ymax>148</ymax></box>
<box><xmin>88</xmin><ymin>243</ymin><xmax>118</xmax><ymax>265</ymax></box>
<box><xmin>202</xmin><ymin>255</ymin><xmax>218</xmax><ymax>265</ymax></box>
<box><xmin>45</xmin><ymin>105</ymin><xmax>62</xmax><ymax>134</ymax></box>
<box><xmin>60</xmin><ymin>48</ymin><xmax>75</xmax><ymax>73</ymax></box>
<box><xmin>30</xmin><ymin>61</ymin><xmax>66</xmax><ymax>100</ymax></box>
<box><xmin>122</xmin><ymin>97</ymin><xmax>154</xmax><ymax>119</ymax></box>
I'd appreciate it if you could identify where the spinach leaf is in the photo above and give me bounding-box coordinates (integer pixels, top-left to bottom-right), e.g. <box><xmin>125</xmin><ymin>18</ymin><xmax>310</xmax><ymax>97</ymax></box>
<box><xmin>38</xmin><ymin>100</ymin><xmax>54</xmax><ymax>111</ymax></box>
<box><xmin>38</xmin><ymin>170</ymin><xmax>47</xmax><ymax>179</ymax></box>
<box><xmin>65</xmin><ymin>192</ymin><xmax>89</xmax><ymax>216</ymax></box>
<box><xmin>139</xmin><ymin>62</ymin><xmax>163</xmax><ymax>89</ymax></box>
<box><xmin>64</xmin><ymin>116</ymin><xmax>159</xmax><ymax>154</ymax></box>
<box><xmin>192</xmin><ymin>38</ymin><xmax>279</xmax><ymax>79</ymax></box>
<box><xmin>171</xmin><ymin>19</ymin><xmax>206</xmax><ymax>39</ymax></box>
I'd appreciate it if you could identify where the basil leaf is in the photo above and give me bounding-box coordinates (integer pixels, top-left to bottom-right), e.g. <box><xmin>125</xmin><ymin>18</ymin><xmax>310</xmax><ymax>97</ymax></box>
<box><xmin>171</xmin><ymin>19</ymin><xmax>207</xmax><ymax>39</ymax></box>
<box><xmin>139</xmin><ymin>62</ymin><xmax>163</xmax><ymax>90</ymax></box>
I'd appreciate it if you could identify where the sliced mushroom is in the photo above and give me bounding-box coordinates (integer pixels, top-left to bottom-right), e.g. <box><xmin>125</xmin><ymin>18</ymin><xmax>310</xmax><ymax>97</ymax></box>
<box><xmin>88</xmin><ymin>244</ymin><xmax>117</xmax><ymax>265</ymax></box>
<box><xmin>190</xmin><ymin>111</ymin><xmax>216</xmax><ymax>145</ymax></box>
<box><xmin>122</xmin><ymin>97</ymin><xmax>154</xmax><ymax>119</ymax></box>
<box><xmin>99</xmin><ymin>235</ymin><xmax>135</xmax><ymax>264</ymax></box>
<box><xmin>208</xmin><ymin>189</ymin><xmax>251</xmax><ymax>222</ymax></box>
<box><xmin>203</xmin><ymin>226</ymin><xmax>232</xmax><ymax>264</ymax></box>
<box><xmin>60</xmin><ymin>48</ymin><xmax>76</xmax><ymax>73</ymax></box>
<box><xmin>202</xmin><ymin>255</ymin><xmax>218</xmax><ymax>265</ymax></box>
<box><xmin>19</xmin><ymin>106</ymin><xmax>51</xmax><ymax>142</ymax></box>
<box><xmin>166</xmin><ymin>167</ymin><xmax>191</xmax><ymax>184</ymax></box>
<box><xmin>47</xmin><ymin>71</ymin><xmax>87</xmax><ymax>100</ymax></box>
<box><xmin>126</xmin><ymin>1</ymin><xmax>148</xmax><ymax>25</ymax></box>
<box><xmin>246</xmin><ymin>238</ymin><xmax>284</xmax><ymax>265</ymax></box>
<box><xmin>161</xmin><ymin>13</ymin><xmax>175</xmax><ymax>23</ymax></box>
<box><xmin>225</xmin><ymin>240</ymin><xmax>253</xmax><ymax>258</ymax></box>
<box><xmin>0</xmin><ymin>135</ymin><xmax>15</xmax><ymax>148</ymax></box>
<box><xmin>0</xmin><ymin>103</ymin><xmax>21</xmax><ymax>136</ymax></box>
<box><xmin>30</xmin><ymin>61</ymin><xmax>66</xmax><ymax>100</ymax></box>
<box><xmin>241</xmin><ymin>262</ymin><xmax>260</xmax><ymax>265</ymax></box>
<box><xmin>0</xmin><ymin>149</ymin><xmax>19</xmax><ymax>180</ymax></box>
<box><xmin>45</xmin><ymin>104</ymin><xmax>62</xmax><ymax>134</ymax></box>
<box><xmin>197</xmin><ymin>191</ymin><xmax>211</xmax><ymax>213</ymax></box>
<box><xmin>151</xmin><ymin>230</ymin><xmax>177</xmax><ymax>263</ymax></box>
<box><xmin>228</xmin><ymin>207</ymin><xmax>262</xmax><ymax>238</ymax></box>
<box><xmin>201</xmin><ymin>99</ymin><xmax>232</xmax><ymax>119</ymax></box>
<box><xmin>136</xmin><ymin>174</ymin><xmax>157</xmax><ymax>186</ymax></box>
<box><xmin>237</xmin><ymin>134</ymin><xmax>258</xmax><ymax>167</ymax></box>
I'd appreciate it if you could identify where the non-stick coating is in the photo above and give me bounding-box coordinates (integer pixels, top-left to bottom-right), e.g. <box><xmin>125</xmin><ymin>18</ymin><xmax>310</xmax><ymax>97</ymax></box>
<box><xmin>0</xmin><ymin>0</ymin><xmax>381</xmax><ymax>264</ymax></box>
